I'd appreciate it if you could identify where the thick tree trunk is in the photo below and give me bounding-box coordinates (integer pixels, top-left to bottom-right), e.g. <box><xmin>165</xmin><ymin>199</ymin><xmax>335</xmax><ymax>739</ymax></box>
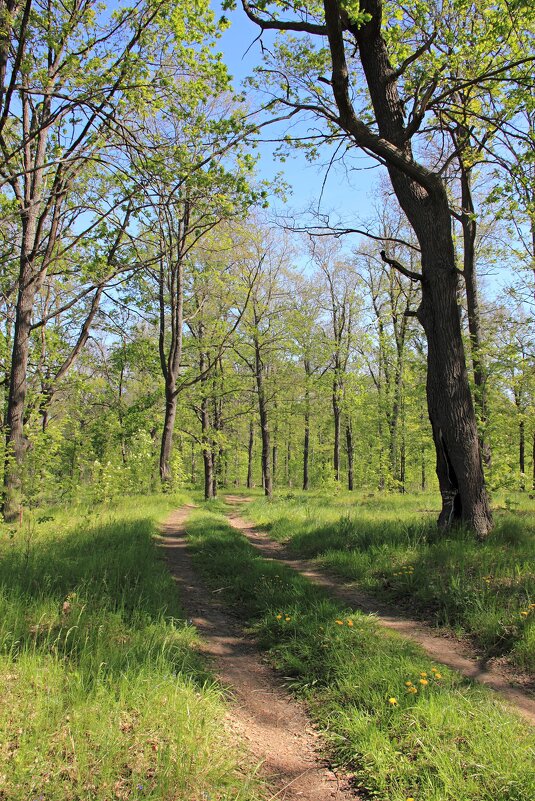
<box><xmin>317</xmin><ymin>0</ymin><xmax>493</xmax><ymax>536</ymax></box>
<box><xmin>346</xmin><ymin>420</ymin><xmax>354</xmax><ymax>491</ymax></box>
<box><xmin>416</xmin><ymin>214</ymin><xmax>491</xmax><ymax>534</ymax></box>
<box><xmin>247</xmin><ymin>418</ymin><xmax>254</xmax><ymax>489</ymax></box>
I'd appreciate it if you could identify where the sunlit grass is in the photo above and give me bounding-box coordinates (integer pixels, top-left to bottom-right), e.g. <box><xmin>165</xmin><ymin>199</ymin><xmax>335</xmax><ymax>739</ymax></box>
<box><xmin>186</xmin><ymin>504</ymin><xmax>535</xmax><ymax>801</ymax></box>
<box><xmin>244</xmin><ymin>490</ymin><xmax>535</xmax><ymax>671</ymax></box>
<box><xmin>0</xmin><ymin>495</ymin><xmax>264</xmax><ymax>801</ymax></box>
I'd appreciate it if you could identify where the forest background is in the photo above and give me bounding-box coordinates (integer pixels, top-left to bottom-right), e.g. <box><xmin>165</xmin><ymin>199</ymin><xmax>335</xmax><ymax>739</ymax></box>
<box><xmin>0</xmin><ymin>0</ymin><xmax>534</xmax><ymax>522</ymax></box>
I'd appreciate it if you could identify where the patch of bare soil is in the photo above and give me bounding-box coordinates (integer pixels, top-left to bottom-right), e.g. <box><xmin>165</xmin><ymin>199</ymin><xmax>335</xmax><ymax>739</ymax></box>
<box><xmin>223</xmin><ymin>495</ymin><xmax>535</xmax><ymax>726</ymax></box>
<box><xmin>157</xmin><ymin>506</ymin><xmax>358</xmax><ymax>801</ymax></box>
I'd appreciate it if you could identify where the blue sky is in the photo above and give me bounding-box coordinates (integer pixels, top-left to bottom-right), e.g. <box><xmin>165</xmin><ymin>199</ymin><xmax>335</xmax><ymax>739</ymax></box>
<box><xmin>213</xmin><ymin>1</ymin><xmax>382</xmax><ymax>232</ymax></box>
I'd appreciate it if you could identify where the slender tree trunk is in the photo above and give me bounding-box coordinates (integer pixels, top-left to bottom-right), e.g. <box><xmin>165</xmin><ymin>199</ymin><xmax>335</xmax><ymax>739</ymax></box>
<box><xmin>332</xmin><ymin>376</ymin><xmax>342</xmax><ymax>482</ymax></box>
<box><xmin>303</xmin><ymin>361</ymin><xmax>311</xmax><ymax>490</ymax></box>
<box><xmin>254</xmin><ymin>335</ymin><xmax>272</xmax><ymax>497</ymax></box>
<box><xmin>272</xmin><ymin>435</ymin><xmax>278</xmax><ymax>487</ymax></box>
<box><xmin>532</xmin><ymin>430</ymin><xmax>535</xmax><ymax>491</ymax></box>
<box><xmin>286</xmin><ymin>430</ymin><xmax>291</xmax><ymax>486</ymax></box>
<box><xmin>160</xmin><ymin>379</ymin><xmax>177</xmax><ymax>485</ymax></box>
<box><xmin>346</xmin><ymin>419</ymin><xmax>354</xmax><ymax>491</ymax></box>
<box><xmin>520</xmin><ymin>418</ymin><xmax>525</xmax><ymax>490</ymax></box>
<box><xmin>247</xmin><ymin>418</ymin><xmax>254</xmax><ymax>489</ymax></box>
<box><xmin>303</xmin><ymin>413</ymin><xmax>310</xmax><ymax>490</ymax></box>
<box><xmin>190</xmin><ymin>440</ymin><xmax>196</xmax><ymax>485</ymax></box>
<box><xmin>459</xmin><ymin>160</ymin><xmax>490</xmax><ymax>466</ymax></box>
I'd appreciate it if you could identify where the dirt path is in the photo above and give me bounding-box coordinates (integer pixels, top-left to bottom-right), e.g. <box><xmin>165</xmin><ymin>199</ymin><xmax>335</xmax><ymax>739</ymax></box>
<box><xmin>157</xmin><ymin>506</ymin><xmax>357</xmax><ymax>801</ymax></box>
<box><xmin>223</xmin><ymin>495</ymin><xmax>535</xmax><ymax>726</ymax></box>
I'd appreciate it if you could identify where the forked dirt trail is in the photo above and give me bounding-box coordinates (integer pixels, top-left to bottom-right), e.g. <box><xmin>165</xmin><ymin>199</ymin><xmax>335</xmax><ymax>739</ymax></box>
<box><xmin>158</xmin><ymin>506</ymin><xmax>357</xmax><ymax>801</ymax></box>
<box><xmin>223</xmin><ymin>495</ymin><xmax>535</xmax><ymax>726</ymax></box>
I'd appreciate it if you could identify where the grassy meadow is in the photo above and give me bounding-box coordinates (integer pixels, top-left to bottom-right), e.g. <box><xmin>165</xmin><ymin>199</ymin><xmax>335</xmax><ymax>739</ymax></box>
<box><xmin>186</xmin><ymin>501</ymin><xmax>535</xmax><ymax>801</ymax></box>
<box><xmin>0</xmin><ymin>495</ymin><xmax>263</xmax><ymax>801</ymax></box>
<box><xmin>243</xmin><ymin>490</ymin><xmax>535</xmax><ymax>672</ymax></box>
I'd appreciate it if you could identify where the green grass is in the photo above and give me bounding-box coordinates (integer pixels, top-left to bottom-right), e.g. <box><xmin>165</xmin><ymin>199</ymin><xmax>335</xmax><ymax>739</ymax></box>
<box><xmin>185</xmin><ymin>503</ymin><xmax>535</xmax><ymax>801</ymax></box>
<box><xmin>243</xmin><ymin>490</ymin><xmax>535</xmax><ymax>672</ymax></box>
<box><xmin>0</xmin><ymin>495</ymin><xmax>264</xmax><ymax>801</ymax></box>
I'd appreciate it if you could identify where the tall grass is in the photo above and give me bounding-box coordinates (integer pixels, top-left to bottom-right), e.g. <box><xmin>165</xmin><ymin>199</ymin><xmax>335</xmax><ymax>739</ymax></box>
<box><xmin>0</xmin><ymin>495</ymin><xmax>263</xmax><ymax>801</ymax></box>
<box><xmin>245</xmin><ymin>490</ymin><xmax>535</xmax><ymax>671</ymax></box>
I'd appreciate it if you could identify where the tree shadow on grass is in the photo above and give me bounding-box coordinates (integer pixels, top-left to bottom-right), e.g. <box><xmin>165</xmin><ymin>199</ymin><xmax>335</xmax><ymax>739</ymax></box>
<box><xmin>0</xmin><ymin>516</ymin><xmax>211</xmax><ymax>688</ymax></box>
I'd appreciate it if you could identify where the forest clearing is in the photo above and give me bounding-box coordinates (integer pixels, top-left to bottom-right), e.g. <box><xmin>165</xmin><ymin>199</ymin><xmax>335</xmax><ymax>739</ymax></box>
<box><xmin>1</xmin><ymin>0</ymin><xmax>535</xmax><ymax>799</ymax></box>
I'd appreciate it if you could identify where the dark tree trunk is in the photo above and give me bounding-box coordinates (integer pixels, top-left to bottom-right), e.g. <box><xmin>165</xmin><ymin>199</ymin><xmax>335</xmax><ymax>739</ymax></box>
<box><xmin>247</xmin><ymin>418</ymin><xmax>254</xmax><ymax>489</ymax></box>
<box><xmin>346</xmin><ymin>420</ymin><xmax>354</xmax><ymax>491</ymax></box>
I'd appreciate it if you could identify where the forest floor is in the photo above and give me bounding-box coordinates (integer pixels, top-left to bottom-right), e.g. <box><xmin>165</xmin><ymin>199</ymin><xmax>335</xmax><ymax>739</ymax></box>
<box><xmin>223</xmin><ymin>494</ymin><xmax>535</xmax><ymax>724</ymax></box>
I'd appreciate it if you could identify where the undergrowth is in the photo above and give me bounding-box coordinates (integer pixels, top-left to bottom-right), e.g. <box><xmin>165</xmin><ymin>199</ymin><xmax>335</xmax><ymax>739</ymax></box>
<box><xmin>186</xmin><ymin>504</ymin><xmax>535</xmax><ymax>801</ymax></box>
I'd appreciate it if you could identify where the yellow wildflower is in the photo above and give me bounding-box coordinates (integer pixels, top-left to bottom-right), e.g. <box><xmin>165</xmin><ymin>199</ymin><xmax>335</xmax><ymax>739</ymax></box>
<box><xmin>420</xmin><ymin>672</ymin><xmax>427</xmax><ymax>677</ymax></box>
<box><xmin>407</xmin><ymin>686</ymin><xmax>418</xmax><ymax>694</ymax></box>
<box><xmin>405</xmin><ymin>681</ymin><xmax>413</xmax><ymax>686</ymax></box>
<box><xmin>347</xmin><ymin>619</ymin><xmax>354</xmax><ymax>627</ymax></box>
<box><xmin>335</xmin><ymin>619</ymin><xmax>344</xmax><ymax>625</ymax></box>
<box><xmin>276</xmin><ymin>614</ymin><xmax>282</xmax><ymax>620</ymax></box>
<box><xmin>520</xmin><ymin>611</ymin><xmax>528</xmax><ymax>617</ymax></box>
<box><xmin>388</xmin><ymin>697</ymin><xmax>398</xmax><ymax>705</ymax></box>
<box><xmin>419</xmin><ymin>678</ymin><xmax>428</xmax><ymax>686</ymax></box>
<box><xmin>285</xmin><ymin>616</ymin><xmax>291</xmax><ymax>622</ymax></box>
<box><xmin>434</xmin><ymin>672</ymin><xmax>442</xmax><ymax>679</ymax></box>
